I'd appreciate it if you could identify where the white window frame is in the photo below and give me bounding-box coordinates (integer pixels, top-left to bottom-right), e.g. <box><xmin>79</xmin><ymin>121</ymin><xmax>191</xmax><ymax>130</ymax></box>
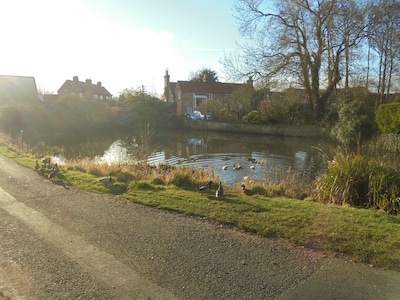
<box><xmin>193</xmin><ymin>94</ymin><xmax>207</xmax><ymax>110</ymax></box>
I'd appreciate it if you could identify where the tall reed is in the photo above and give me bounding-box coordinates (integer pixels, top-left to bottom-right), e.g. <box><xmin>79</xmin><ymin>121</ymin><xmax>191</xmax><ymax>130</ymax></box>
<box><xmin>313</xmin><ymin>153</ymin><xmax>400</xmax><ymax>214</ymax></box>
<box><xmin>374</xmin><ymin>133</ymin><xmax>400</xmax><ymax>153</ymax></box>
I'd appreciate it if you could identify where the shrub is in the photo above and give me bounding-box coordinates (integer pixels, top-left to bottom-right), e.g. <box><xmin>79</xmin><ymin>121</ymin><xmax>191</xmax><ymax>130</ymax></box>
<box><xmin>376</xmin><ymin>102</ymin><xmax>400</xmax><ymax>134</ymax></box>
<box><xmin>257</xmin><ymin>90</ymin><xmax>304</xmax><ymax>124</ymax></box>
<box><xmin>0</xmin><ymin>105</ymin><xmax>26</xmax><ymax>135</ymax></box>
<box><xmin>242</xmin><ymin>110</ymin><xmax>262</xmax><ymax>124</ymax></box>
<box><xmin>330</xmin><ymin>101</ymin><xmax>373</xmax><ymax>148</ymax></box>
<box><xmin>313</xmin><ymin>153</ymin><xmax>400</xmax><ymax>214</ymax></box>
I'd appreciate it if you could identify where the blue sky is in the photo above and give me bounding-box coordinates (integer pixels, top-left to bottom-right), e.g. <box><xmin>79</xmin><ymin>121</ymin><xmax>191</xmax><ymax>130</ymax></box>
<box><xmin>0</xmin><ymin>0</ymin><xmax>241</xmax><ymax>96</ymax></box>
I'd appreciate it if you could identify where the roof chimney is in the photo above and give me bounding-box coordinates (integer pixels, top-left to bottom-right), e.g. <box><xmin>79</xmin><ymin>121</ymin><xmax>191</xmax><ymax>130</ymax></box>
<box><xmin>164</xmin><ymin>69</ymin><xmax>170</xmax><ymax>102</ymax></box>
<box><xmin>247</xmin><ymin>76</ymin><xmax>254</xmax><ymax>87</ymax></box>
<box><xmin>73</xmin><ymin>76</ymin><xmax>78</xmax><ymax>81</ymax></box>
<box><xmin>85</xmin><ymin>79</ymin><xmax>92</xmax><ymax>84</ymax></box>
<box><xmin>97</xmin><ymin>81</ymin><xmax>102</xmax><ymax>86</ymax></box>
<box><xmin>202</xmin><ymin>74</ymin><xmax>207</xmax><ymax>82</ymax></box>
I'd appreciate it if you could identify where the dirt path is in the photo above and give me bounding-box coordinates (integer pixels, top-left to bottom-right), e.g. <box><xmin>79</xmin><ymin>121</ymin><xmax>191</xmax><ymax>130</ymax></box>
<box><xmin>0</xmin><ymin>155</ymin><xmax>398</xmax><ymax>299</ymax></box>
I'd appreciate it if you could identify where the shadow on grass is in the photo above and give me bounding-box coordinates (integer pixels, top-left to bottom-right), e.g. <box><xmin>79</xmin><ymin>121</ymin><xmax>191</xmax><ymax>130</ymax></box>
<box><xmin>205</xmin><ymin>193</ymin><xmax>271</xmax><ymax>213</ymax></box>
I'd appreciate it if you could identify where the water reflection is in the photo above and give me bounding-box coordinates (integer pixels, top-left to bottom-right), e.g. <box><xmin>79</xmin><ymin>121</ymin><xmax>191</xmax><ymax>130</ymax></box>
<box><xmin>100</xmin><ymin>130</ymin><xmax>325</xmax><ymax>185</ymax></box>
<box><xmin>45</xmin><ymin>129</ymin><xmax>327</xmax><ymax>185</ymax></box>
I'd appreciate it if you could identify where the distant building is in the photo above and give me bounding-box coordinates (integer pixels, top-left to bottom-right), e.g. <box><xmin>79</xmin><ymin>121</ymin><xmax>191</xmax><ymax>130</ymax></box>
<box><xmin>163</xmin><ymin>70</ymin><xmax>253</xmax><ymax>114</ymax></box>
<box><xmin>57</xmin><ymin>76</ymin><xmax>112</xmax><ymax>100</ymax></box>
<box><xmin>0</xmin><ymin>75</ymin><xmax>40</xmax><ymax>106</ymax></box>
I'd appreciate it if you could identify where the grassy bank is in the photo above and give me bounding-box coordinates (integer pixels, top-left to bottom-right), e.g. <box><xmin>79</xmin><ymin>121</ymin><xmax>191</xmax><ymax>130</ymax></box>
<box><xmin>0</xmin><ymin>136</ymin><xmax>399</xmax><ymax>270</ymax></box>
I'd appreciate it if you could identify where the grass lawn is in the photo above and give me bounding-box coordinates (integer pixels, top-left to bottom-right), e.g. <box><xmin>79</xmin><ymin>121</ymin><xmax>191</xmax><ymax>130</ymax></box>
<box><xmin>123</xmin><ymin>183</ymin><xmax>400</xmax><ymax>269</ymax></box>
<box><xmin>1</xmin><ymin>137</ymin><xmax>399</xmax><ymax>270</ymax></box>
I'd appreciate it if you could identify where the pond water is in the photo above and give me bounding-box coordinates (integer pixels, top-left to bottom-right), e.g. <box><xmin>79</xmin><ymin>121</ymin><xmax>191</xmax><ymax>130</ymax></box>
<box><xmin>47</xmin><ymin>128</ymin><xmax>327</xmax><ymax>186</ymax></box>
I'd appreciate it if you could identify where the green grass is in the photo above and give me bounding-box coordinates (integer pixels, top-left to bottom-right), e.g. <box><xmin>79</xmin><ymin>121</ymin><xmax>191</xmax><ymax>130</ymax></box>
<box><xmin>0</xmin><ymin>290</ymin><xmax>10</xmax><ymax>300</ymax></box>
<box><xmin>124</xmin><ymin>184</ymin><xmax>399</xmax><ymax>268</ymax></box>
<box><xmin>1</xmin><ymin>134</ymin><xmax>399</xmax><ymax>270</ymax></box>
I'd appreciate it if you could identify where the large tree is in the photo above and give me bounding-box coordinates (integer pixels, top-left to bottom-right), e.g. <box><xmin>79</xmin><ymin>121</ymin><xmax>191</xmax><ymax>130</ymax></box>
<box><xmin>189</xmin><ymin>68</ymin><xmax>219</xmax><ymax>82</ymax></box>
<box><xmin>224</xmin><ymin>0</ymin><xmax>370</xmax><ymax>121</ymax></box>
<box><xmin>118</xmin><ymin>88</ymin><xmax>168</xmax><ymax>128</ymax></box>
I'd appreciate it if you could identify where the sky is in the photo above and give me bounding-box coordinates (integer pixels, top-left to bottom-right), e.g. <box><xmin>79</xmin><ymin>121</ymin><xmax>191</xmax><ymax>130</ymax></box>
<box><xmin>0</xmin><ymin>0</ymin><xmax>242</xmax><ymax>96</ymax></box>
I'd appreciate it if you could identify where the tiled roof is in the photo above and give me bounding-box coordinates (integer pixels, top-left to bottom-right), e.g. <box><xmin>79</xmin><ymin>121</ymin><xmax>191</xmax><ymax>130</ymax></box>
<box><xmin>58</xmin><ymin>77</ymin><xmax>112</xmax><ymax>97</ymax></box>
<box><xmin>43</xmin><ymin>94</ymin><xmax>59</xmax><ymax>101</ymax></box>
<box><xmin>176</xmin><ymin>81</ymin><xmax>244</xmax><ymax>95</ymax></box>
<box><xmin>0</xmin><ymin>75</ymin><xmax>38</xmax><ymax>105</ymax></box>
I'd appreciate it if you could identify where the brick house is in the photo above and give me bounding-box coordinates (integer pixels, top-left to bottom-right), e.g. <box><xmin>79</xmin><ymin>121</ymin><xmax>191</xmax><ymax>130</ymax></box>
<box><xmin>57</xmin><ymin>76</ymin><xmax>112</xmax><ymax>100</ymax></box>
<box><xmin>163</xmin><ymin>70</ymin><xmax>253</xmax><ymax>114</ymax></box>
<box><xmin>0</xmin><ymin>75</ymin><xmax>40</xmax><ymax>106</ymax></box>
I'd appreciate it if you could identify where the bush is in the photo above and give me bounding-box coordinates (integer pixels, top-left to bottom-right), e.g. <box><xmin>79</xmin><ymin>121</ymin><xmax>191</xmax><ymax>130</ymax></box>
<box><xmin>376</xmin><ymin>102</ymin><xmax>400</xmax><ymax>134</ymax></box>
<box><xmin>0</xmin><ymin>105</ymin><xmax>26</xmax><ymax>135</ymax></box>
<box><xmin>313</xmin><ymin>153</ymin><xmax>400</xmax><ymax>214</ymax></box>
<box><xmin>242</xmin><ymin>110</ymin><xmax>262</xmax><ymax>124</ymax></box>
<box><xmin>330</xmin><ymin>101</ymin><xmax>373</xmax><ymax>148</ymax></box>
<box><xmin>257</xmin><ymin>89</ymin><xmax>305</xmax><ymax>124</ymax></box>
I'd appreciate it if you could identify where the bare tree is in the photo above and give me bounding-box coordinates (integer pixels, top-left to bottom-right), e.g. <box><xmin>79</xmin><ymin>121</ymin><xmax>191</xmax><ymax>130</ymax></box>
<box><xmin>368</xmin><ymin>0</ymin><xmax>400</xmax><ymax>104</ymax></box>
<box><xmin>224</xmin><ymin>0</ymin><xmax>369</xmax><ymax>121</ymax></box>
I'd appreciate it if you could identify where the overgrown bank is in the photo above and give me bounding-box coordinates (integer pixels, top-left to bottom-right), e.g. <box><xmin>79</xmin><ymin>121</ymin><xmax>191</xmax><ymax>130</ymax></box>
<box><xmin>0</xmin><ymin>134</ymin><xmax>399</xmax><ymax>270</ymax></box>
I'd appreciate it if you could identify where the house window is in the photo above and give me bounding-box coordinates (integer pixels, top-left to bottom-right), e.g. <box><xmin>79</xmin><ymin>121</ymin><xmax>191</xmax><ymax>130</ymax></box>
<box><xmin>207</xmin><ymin>93</ymin><xmax>212</xmax><ymax>99</ymax></box>
<box><xmin>94</xmin><ymin>94</ymin><xmax>98</xmax><ymax>99</ymax></box>
<box><xmin>178</xmin><ymin>92</ymin><xmax>181</xmax><ymax>100</ymax></box>
<box><xmin>100</xmin><ymin>95</ymin><xmax>104</xmax><ymax>100</ymax></box>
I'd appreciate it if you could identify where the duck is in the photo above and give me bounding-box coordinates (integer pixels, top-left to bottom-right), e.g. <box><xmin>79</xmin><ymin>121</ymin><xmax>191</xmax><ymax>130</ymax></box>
<box><xmin>197</xmin><ymin>181</ymin><xmax>212</xmax><ymax>193</ymax></box>
<box><xmin>215</xmin><ymin>181</ymin><xmax>224</xmax><ymax>199</ymax></box>
<box><xmin>236</xmin><ymin>163</ymin><xmax>243</xmax><ymax>170</ymax></box>
<box><xmin>222</xmin><ymin>163</ymin><xmax>228</xmax><ymax>170</ymax></box>
<box><xmin>241</xmin><ymin>184</ymin><xmax>255</xmax><ymax>196</ymax></box>
<box><xmin>250</xmin><ymin>165</ymin><xmax>255</xmax><ymax>170</ymax></box>
<box><xmin>248</xmin><ymin>158</ymin><xmax>259</xmax><ymax>164</ymax></box>
<box><xmin>48</xmin><ymin>164</ymin><xmax>59</xmax><ymax>180</ymax></box>
<box><xmin>99</xmin><ymin>174</ymin><xmax>113</xmax><ymax>184</ymax></box>
<box><xmin>42</xmin><ymin>156</ymin><xmax>52</xmax><ymax>169</ymax></box>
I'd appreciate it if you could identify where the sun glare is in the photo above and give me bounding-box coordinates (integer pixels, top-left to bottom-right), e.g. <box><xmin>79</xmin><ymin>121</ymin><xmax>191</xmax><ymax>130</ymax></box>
<box><xmin>0</xmin><ymin>0</ymin><xmax>229</xmax><ymax>95</ymax></box>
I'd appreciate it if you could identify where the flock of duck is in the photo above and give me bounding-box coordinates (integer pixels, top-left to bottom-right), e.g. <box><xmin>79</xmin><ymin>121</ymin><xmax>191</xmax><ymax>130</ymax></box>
<box><xmin>221</xmin><ymin>158</ymin><xmax>261</xmax><ymax>172</ymax></box>
<box><xmin>35</xmin><ymin>157</ymin><xmax>112</xmax><ymax>184</ymax></box>
<box><xmin>35</xmin><ymin>158</ymin><xmax>59</xmax><ymax>180</ymax></box>
<box><xmin>197</xmin><ymin>181</ymin><xmax>255</xmax><ymax>198</ymax></box>
<box><xmin>197</xmin><ymin>158</ymin><xmax>262</xmax><ymax>198</ymax></box>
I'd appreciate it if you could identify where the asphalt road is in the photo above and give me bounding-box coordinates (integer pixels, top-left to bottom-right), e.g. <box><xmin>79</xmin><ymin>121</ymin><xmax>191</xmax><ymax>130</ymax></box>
<box><xmin>0</xmin><ymin>154</ymin><xmax>399</xmax><ymax>299</ymax></box>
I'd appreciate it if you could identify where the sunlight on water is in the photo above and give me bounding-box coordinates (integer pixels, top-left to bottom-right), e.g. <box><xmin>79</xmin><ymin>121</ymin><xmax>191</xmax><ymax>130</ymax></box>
<box><xmin>51</xmin><ymin>155</ymin><xmax>67</xmax><ymax>166</ymax></box>
<box><xmin>94</xmin><ymin>140</ymin><xmax>133</xmax><ymax>165</ymax></box>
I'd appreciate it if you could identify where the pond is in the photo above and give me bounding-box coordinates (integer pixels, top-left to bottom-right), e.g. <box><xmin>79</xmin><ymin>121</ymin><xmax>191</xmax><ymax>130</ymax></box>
<box><xmin>46</xmin><ymin>128</ymin><xmax>327</xmax><ymax>186</ymax></box>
